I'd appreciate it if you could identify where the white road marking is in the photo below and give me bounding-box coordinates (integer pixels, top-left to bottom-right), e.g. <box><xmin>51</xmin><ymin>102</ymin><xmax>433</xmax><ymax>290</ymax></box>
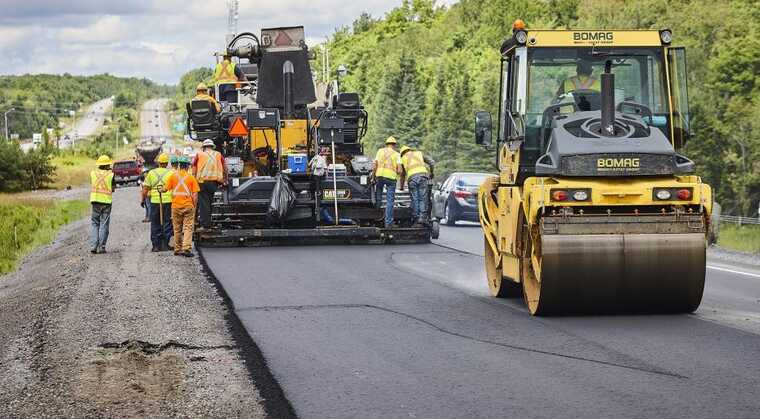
<box><xmin>706</xmin><ymin>265</ymin><xmax>760</xmax><ymax>279</ymax></box>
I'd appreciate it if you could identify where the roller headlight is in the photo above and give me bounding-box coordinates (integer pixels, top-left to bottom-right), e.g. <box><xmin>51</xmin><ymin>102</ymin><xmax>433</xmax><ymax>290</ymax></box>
<box><xmin>514</xmin><ymin>30</ymin><xmax>528</xmax><ymax>45</ymax></box>
<box><xmin>572</xmin><ymin>190</ymin><xmax>589</xmax><ymax>201</ymax></box>
<box><xmin>655</xmin><ymin>189</ymin><xmax>672</xmax><ymax>200</ymax></box>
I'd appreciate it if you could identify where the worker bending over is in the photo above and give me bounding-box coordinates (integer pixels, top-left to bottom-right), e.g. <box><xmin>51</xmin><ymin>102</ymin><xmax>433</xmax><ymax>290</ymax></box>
<box><xmin>141</xmin><ymin>153</ymin><xmax>174</xmax><ymax>252</ymax></box>
<box><xmin>372</xmin><ymin>136</ymin><xmax>402</xmax><ymax>228</ymax></box>
<box><xmin>164</xmin><ymin>156</ymin><xmax>200</xmax><ymax>257</ymax></box>
<box><xmin>90</xmin><ymin>155</ymin><xmax>115</xmax><ymax>254</ymax></box>
<box><xmin>399</xmin><ymin>145</ymin><xmax>435</xmax><ymax>226</ymax></box>
<box><xmin>191</xmin><ymin>83</ymin><xmax>221</xmax><ymax>113</ymax></box>
<box><xmin>192</xmin><ymin>139</ymin><xmax>226</xmax><ymax>229</ymax></box>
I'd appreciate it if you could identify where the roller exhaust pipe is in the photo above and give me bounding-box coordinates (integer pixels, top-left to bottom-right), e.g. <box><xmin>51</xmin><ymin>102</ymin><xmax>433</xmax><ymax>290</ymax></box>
<box><xmin>601</xmin><ymin>60</ymin><xmax>615</xmax><ymax>136</ymax></box>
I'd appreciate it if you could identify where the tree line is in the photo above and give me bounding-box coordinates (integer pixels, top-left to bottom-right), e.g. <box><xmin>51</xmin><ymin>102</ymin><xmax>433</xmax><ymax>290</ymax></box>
<box><xmin>324</xmin><ymin>0</ymin><xmax>760</xmax><ymax>216</ymax></box>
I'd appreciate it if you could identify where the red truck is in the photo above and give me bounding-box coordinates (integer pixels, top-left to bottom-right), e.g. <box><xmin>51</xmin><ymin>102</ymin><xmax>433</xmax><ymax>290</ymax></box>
<box><xmin>112</xmin><ymin>159</ymin><xmax>143</xmax><ymax>186</ymax></box>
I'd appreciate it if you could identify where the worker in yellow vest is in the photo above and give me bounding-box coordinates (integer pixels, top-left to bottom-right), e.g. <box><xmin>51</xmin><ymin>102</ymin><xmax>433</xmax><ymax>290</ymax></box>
<box><xmin>213</xmin><ymin>52</ymin><xmax>247</xmax><ymax>103</ymax></box>
<box><xmin>141</xmin><ymin>153</ymin><xmax>174</xmax><ymax>252</ymax></box>
<box><xmin>399</xmin><ymin>145</ymin><xmax>435</xmax><ymax>226</ymax></box>
<box><xmin>192</xmin><ymin>139</ymin><xmax>227</xmax><ymax>229</ymax></box>
<box><xmin>191</xmin><ymin>83</ymin><xmax>221</xmax><ymax>113</ymax></box>
<box><xmin>164</xmin><ymin>155</ymin><xmax>200</xmax><ymax>257</ymax></box>
<box><xmin>90</xmin><ymin>155</ymin><xmax>115</xmax><ymax>254</ymax></box>
<box><xmin>372</xmin><ymin>136</ymin><xmax>402</xmax><ymax>228</ymax></box>
<box><xmin>557</xmin><ymin>61</ymin><xmax>601</xmax><ymax>96</ymax></box>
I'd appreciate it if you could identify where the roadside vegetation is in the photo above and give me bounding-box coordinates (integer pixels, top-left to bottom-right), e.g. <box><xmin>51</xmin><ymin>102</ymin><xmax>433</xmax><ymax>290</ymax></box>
<box><xmin>320</xmin><ymin>0</ymin><xmax>760</xmax><ymax>216</ymax></box>
<box><xmin>718</xmin><ymin>223</ymin><xmax>760</xmax><ymax>254</ymax></box>
<box><xmin>0</xmin><ymin>197</ymin><xmax>89</xmax><ymax>274</ymax></box>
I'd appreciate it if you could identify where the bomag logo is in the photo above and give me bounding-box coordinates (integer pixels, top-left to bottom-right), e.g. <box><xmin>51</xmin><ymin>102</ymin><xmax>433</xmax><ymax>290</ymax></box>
<box><xmin>597</xmin><ymin>157</ymin><xmax>640</xmax><ymax>171</ymax></box>
<box><xmin>573</xmin><ymin>32</ymin><xmax>614</xmax><ymax>43</ymax></box>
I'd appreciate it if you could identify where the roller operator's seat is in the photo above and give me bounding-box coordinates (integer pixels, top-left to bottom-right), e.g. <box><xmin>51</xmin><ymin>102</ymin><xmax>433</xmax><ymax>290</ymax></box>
<box><xmin>186</xmin><ymin>100</ymin><xmax>221</xmax><ymax>140</ymax></box>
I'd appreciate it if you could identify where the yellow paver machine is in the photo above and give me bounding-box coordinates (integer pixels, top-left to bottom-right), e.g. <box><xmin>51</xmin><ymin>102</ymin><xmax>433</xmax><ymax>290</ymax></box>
<box><xmin>475</xmin><ymin>22</ymin><xmax>711</xmax><ymax>315</ymax></box>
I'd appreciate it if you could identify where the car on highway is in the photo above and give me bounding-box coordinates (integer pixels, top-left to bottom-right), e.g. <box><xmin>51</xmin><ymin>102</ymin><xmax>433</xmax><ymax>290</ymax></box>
<box><xmin>112</xmin><ymin>159</ymin><xmax>143</xmax><ymax>186</ymax></box>
<box><xmin>432</xmin><ymin>172</ymin><xmax>492</xmax><ymax>225</ymax></box>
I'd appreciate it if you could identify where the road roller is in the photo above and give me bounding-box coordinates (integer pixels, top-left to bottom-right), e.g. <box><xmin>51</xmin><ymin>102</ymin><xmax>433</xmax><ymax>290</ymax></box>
<box><xmin>474</xmin><ymin>21</ymin><xmax>712</xmax><ymax>315</ymax></box>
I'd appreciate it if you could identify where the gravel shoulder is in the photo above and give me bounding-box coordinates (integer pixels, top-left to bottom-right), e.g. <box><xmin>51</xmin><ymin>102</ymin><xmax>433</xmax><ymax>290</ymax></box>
<box><xmin>0</xmin><ymin>186</ymin><xmax>266</xmax><ymax>418</ymax></box>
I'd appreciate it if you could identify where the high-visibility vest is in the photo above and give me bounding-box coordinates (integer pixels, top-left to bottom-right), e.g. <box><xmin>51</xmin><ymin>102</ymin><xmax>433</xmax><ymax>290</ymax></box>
<box><xmin>564</xmin><ymin>76</ymin><xmax>601</xmax><ymax>92</ymax></box>
<box><xmin>173</xmin><ymin>173</ymin><xmax>192</xmax><ymax>197</ymax></box>
<box><xmin>213</xmin><ymin>60</ymin><xmax>238</xmax><ymax>84</ymax></box>
<box><xmin>90</xmin><ymin>169</ymin><xmax>113</xmax><ymax>204</ymax></box>
<box><xmin>196</xmin><ymin>150</ymin><xmax>224</xmax><ymax>182</ymax></box>
<box><xmin>402</xmin><ymin>150</ymin><xmax>429</xmax><ymax>178</ymax></box>
<box><xmin>375</xmin><ymin>147</ymin><xmax>400</xmax><ymax>180</ymax></box>
<box><xmin>145</xmin><ymin>167</ymin><xmax>173</xmax><ymax>203</ymax></box>
<box><xmin>192</xmin><ymin>93</ymin><xmax>221</xmax><ymax>112</ymax></box>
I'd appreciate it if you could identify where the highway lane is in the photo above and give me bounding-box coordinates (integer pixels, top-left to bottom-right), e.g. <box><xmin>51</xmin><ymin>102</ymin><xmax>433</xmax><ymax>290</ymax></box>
<box><xmin>19</xmin><ymin>98</ymin><xmax>112</xmax><ymax>152</ymax></box>
<box><xmin>202</xmin><ymin>224</ymin><xmax>760</xmax><ymax>418</ymax></box>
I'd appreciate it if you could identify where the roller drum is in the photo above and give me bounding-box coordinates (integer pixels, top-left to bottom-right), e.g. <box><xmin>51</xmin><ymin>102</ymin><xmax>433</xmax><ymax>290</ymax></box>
<box><xmin>526</xmin><ymin>232</ymin><xmax>706</xmax><ymax>315</ymax></box>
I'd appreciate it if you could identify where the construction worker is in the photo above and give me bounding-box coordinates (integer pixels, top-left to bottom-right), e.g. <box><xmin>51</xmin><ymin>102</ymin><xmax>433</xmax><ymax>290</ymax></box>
<box><xmin>399</xmin><ymin>145</ymin><xmax>435</xmax><ymax>225</ymax></box>
<box><xmin>141</xmin><ymin>153</ymin><xmax>174</xmax><ymax>252</ymax></box>
<box><xmin>164</xmin><ymin>155</ymin><xmax>200</xmax><ymax>257</ymax></box>
<box><xmin>372</xmin><ymin>136</ymin><xmax>402</xmax><ymax>228</ymax></box>
<box><xmin>557</xmin><ymin>60</ymin><xmax>600</xmax><ymax>96</ymax></box>
<box><xmin>90</xmin><ymin>155</ymin><xmax>115</xmax><ymax>254</ymax></box>
<box><xmin>213</xmin><ymin>52</ymin><xmax>247</xmax><ymax>103</ymax></box>
<box><xmin>192</xmin><ymin>139</ymin><xmax>226</xmax><ymax>229</ymax></box>
<box><xmin>191</xmin><ymin>82</ymin><xmax>221</xmax><ymax>113</ymax></box>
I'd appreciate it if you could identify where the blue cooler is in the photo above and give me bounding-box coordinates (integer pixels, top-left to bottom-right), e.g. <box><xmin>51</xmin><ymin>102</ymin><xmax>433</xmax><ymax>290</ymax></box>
<box><xmin>288</xmin><ymin>153</ymin><xmax>307</xmax><ymax>174</ymax></box>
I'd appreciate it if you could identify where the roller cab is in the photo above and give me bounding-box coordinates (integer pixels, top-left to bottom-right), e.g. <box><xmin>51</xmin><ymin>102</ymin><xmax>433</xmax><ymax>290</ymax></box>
<box><xmin>475</xmin><ymin>24</ymin><xmax>711</xmax><ymax>315</ymax></box>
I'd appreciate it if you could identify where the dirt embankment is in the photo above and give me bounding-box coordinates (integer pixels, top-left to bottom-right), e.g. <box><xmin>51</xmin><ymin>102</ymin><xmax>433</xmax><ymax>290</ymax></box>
<box><xmin>0</xmin><ymin>187</ymin><xmax>266</xmax><ymax>418</ymax></box>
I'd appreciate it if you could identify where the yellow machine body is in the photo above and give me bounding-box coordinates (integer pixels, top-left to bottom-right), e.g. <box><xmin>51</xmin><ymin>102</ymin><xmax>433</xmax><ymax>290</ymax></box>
<box><xmin>478</xmin><ymin>27</ymin><xmax>712</xmax><ymax>315</ymax></box>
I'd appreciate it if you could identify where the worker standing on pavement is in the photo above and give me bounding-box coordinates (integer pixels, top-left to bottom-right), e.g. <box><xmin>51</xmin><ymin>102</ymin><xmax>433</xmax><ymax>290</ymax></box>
<box><xmin>164</xmin><ymin>156</ymin><xmax>200</xmax><ymax>257</ymax></box>
<box><xmin>192</xmin><ymin>139</ymin><xmax>226</xmax><ymax>229</ymax></box>
<box><xmin>191</xmin><ymin>83</ymin><xmax>221</xmax><ymax>113</ymax></box>
<box><xmin>372</xmin><ymin>136</ymin><xmax>402</xmax><ymax>228</ymax></box>
<box><xmin>399</xmin><ymin>145</ymin><xmax>435</xmax><ymax>226</ymax></box>
<box><xmin>141</xmin><ymin>153</ymin><xmax>174</xmax><ymax>252</ymax></box>
<box><xmin>90</xmin><ymin>155</ymin><xmax>115</xmax><ymax>254</ymax></box>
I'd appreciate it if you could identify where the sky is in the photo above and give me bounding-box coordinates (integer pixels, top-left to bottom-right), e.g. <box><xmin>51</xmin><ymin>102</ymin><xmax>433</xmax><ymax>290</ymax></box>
<box><xmin>0</xmin><ymin>0</ymin><xmax>457</xmax><ymax>85</ymax></box>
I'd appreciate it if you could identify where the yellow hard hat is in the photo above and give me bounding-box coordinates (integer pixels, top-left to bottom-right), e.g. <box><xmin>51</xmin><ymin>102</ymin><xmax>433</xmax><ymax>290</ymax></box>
<box><xmin>157</xmin><ymin>153</ymin><xmax>170</xmax><ymax>164</ymax></box>
<box><xmin>197</xmin><ymin>82</ymin><xmax>208</xmax><ymax>91</ymax></box>
<box><xmin>385</xmin><ymin>136</ymin><xmax>398</xmax><ymax>145</ymax></box>
<box><xmin>96</xmin><ymin>155</ymin><xmax>112</xmax><ymax>166</ymax></box>
<box><xmin>400</xmin><ymin>145</ymin><xmax>411</xmax><ymax>155</ymax></box>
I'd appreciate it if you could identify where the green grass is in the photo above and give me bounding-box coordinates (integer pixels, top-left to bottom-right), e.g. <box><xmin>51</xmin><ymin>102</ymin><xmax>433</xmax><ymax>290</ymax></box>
<box><xmin>0</xmin><ymin>198</ymin><xmax>89</xmax><ymax>274</ymax></box>
<box><xmin>50</xmin><ymin>148</ymin><xmax>134</xmax><ymax>189</ymax></box>
<box><xmin>717</xmin><ymin>223</ymin><xmax>760</xmax><ymax>253</ymax></box>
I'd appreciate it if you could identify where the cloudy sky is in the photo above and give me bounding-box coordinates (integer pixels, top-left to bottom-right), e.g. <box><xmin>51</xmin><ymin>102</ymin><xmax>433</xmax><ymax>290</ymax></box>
<box><xmin>0</xmin><ymin>0</ymin><xmax>456</xmax><ymax>85</ymax></box>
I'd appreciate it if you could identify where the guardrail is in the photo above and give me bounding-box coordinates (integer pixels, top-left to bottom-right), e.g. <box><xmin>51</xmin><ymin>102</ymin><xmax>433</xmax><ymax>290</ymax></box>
<box><xmin>719</xmin><ymin>215</ymin><xmax>760</xmax><ymax>225</ymax></box>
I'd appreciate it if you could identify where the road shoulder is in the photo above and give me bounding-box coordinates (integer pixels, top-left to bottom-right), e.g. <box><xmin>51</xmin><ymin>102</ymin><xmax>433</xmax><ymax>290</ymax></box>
<box><xmin>0</xmin><ymin>187</ymin><xmax>266</xmax><ymax>418</ymax></box>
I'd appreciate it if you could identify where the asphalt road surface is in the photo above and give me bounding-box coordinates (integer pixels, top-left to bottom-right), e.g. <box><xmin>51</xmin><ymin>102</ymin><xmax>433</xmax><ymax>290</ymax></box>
<box><xmin>202</xmin><ymin>223</ymin><xmax>760</xmax><ymax>418</ymax></box>
<box><xmin>59</xmin><ymin>97</ymin><xmax>113</xmax><ymax>149</ymax></box>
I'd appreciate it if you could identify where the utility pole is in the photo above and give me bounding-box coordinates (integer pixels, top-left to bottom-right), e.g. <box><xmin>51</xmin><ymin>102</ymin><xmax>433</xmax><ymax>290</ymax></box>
<box><xmin>4</xmin><ymin>108</ymin><xmax>15</xmax><ymax>141</ymax></box>
<box><xmin>226</xmin><ymin>0</ymin><xmax>239</xmax><ymax>45</ymax></box>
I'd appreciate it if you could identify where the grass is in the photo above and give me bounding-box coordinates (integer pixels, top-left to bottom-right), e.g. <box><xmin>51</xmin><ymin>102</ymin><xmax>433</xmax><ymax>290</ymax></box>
<box><xmin>0</xmin><ymin>198</ymin><xmax>89</xmax><ymax>274</ymax></box>
<box><xmin>717</xmin><ymin>223</ymin><xmax>760</xmax><ymax>254</ymax></box>
<box><xmin>50</xmin><ymin>147</ymin><xmax>134</xmax><ymax>189</ymax></box>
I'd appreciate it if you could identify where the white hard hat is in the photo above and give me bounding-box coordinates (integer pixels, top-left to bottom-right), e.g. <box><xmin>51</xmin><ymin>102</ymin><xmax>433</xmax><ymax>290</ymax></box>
<box><xmin>202</xmin><ymin>139</ymin><xmax>215</xmax><ymax>148</ymax></box>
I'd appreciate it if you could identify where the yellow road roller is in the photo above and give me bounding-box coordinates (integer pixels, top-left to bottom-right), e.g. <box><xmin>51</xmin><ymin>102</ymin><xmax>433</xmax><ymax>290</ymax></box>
<box><xmin>474</xmin><ymin>22</ymin><xmax>711</xmax><ymax>315</ymax></box>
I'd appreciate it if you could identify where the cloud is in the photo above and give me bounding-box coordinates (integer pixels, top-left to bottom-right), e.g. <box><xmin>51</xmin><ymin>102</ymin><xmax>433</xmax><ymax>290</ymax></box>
<box><xmin>0</xmin><ymin>0</ymin><xmax>460</xmax><ymax>84</ymax></box>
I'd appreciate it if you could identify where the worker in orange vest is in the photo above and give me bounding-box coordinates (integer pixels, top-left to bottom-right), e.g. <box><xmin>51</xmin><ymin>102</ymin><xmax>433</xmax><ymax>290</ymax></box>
<box><xmin>164</xmin><ymin>155</ymin><xmax>200</xmax><ymax>257</ymax></box>
<box><xmin>191</xmin><ymin>139</ymin><xmax>226</xmax><ymax>229</ymax></box>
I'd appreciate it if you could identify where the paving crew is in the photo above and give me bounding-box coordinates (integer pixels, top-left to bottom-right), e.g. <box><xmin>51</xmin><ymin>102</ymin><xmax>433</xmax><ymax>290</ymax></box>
<box><xmin>399</xmin><ymin>145</ymin><xmax>435</xmax><ymax>226</ymax></box>
<box><xmin>141</xmin><ymin>153</ymin><xmax>174</xmax><ymax>252</ymax></box>
<box><xmin>90</xmin><ymin>155</ymin><xmax>115</xmax><ymax>254</ymax></box>
<box><xmin>191</xmin><ymin>82</ymin><xmax>221</xmax><ymax>113</ymax></box>
<box><xmin>557</xmin><ymin>60</ymin><xmax>600</xmax><ymax>96</ymax></box>
<box><xmin>212</xmin><ymin>52</ymin><xmax>247</xmax><ymax>103</ymax></box>
<box><xmin>192</xmin><ymin>139</ymin><xmax>226</xmax><ymax>229</ymax></box>
<box><xmin>372</xmin><ymin>136</ymin><xmax>402</xmax><ymax>228</ymax></box>
<box><xmin>164</xmin><ymin>155</ymin><xmax>200</xmax><ymax>257</ymax></box>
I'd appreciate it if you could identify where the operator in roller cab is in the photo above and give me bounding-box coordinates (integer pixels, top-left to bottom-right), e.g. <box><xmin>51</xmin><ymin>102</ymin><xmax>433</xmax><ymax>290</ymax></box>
<box><xmin>475</xmin><ymin>22</ymin><xmax>711</xmax><ymax>315</ymax></box>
